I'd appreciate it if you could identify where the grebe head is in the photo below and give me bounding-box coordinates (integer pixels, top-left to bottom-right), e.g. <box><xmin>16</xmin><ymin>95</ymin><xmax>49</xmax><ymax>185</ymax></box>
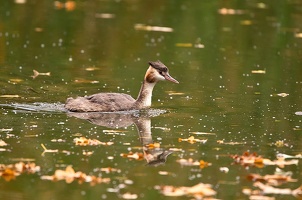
<box><xmin>145</xmin><ymin>60</ymin><xmax>179</xmax><ymax>84</ymax></box>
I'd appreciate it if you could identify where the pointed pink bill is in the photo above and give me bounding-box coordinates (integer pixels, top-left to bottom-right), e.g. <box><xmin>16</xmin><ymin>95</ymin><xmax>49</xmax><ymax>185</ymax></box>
<box><xmin>164</xmin><ymin>72</ymin><xmax>179</xmax><ymax>84</ymax></box>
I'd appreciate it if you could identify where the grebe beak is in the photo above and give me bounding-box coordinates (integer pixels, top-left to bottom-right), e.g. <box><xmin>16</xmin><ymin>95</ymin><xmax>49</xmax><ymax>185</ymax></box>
<box><xmin>163</xmin><ymin>72</ymin><xmax>179</xmax><ymax>84</ymax></box>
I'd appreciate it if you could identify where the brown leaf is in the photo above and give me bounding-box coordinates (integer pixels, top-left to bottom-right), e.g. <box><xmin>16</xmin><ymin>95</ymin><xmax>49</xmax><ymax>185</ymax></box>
<box><xmin>74</xmin><ymin>137</ymin><xmax>113</xmax><ymax>146</ymax></box>
<box><xmin>178</xmin><ymin>136</ymin><xmax>207</xmax><ymax>144</ymax></box>
<box><xmin>145</xmin><ymin>143</ymin><xmax>160</xmax><ymax>149</ymax></box>
<box><xmin>120</xmin><ymin>152</ymin><xmax>144</xmax><ymax>160</ymax></box>
<box><xmin>156</xmin><ymin>183</ymin><xmax>216</xmax><ymax>198</ymax></box>
<box><xmin>0</xmin><ymin>162</ymin><xmax>40</xmax><ymax>181</ymax></box>
<box><xmin>218</xmin><ymin>8</ymin><xmax>245</xmax><ymax>15</ymax></box>
<box><xmin>120</xmin><ymin>192</ymin><xmax>138</xmax><ymax>199</ymax></box>
<box><xmin>253</xmin><ymin>182</ymin><xmax>301</xmax><ymax>195</ymax></box>
<box><xmin>41</xmin><ymin>165</ymin><xmax>110</xmax><ymax>185</ymax></box>
<box><xmin>0</xmin><ymin>140</ymin><xmax>8</xmax><ymax>146</ymax></box>
<box><xmin>231</xmin><ymin>152</ymin><xmax>299</xmax><ymax>168</ymax></box>
<box><xmin>247</xmin><ymin>173</ymin><xmax>297</xmax><ymax>186</ymax></box>
<box><xmin>177</xmin><ymin>158</ymin><xmax>211</xmax><ymax>169</ymax></box>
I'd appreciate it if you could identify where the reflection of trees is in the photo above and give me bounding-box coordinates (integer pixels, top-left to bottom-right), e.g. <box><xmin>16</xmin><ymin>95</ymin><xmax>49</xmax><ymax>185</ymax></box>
<box><xmin>68</xmin><ymin>110</ymin><xmax>172</xmax><ymax>166</ymax></box>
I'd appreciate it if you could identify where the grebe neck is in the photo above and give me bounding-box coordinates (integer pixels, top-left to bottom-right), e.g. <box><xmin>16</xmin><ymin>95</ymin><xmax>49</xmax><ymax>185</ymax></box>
<box><xmin>134</xmin><ymin>80</ymin><xmax>156</xmax><ymax>109</ymax></box>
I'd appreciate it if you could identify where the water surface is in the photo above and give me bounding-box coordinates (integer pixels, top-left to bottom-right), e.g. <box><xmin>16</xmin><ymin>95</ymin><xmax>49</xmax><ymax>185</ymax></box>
<box><xmin>0</xmin><ymin>1</ymin><xmax>302</xmax><ymax>200</ymax></box>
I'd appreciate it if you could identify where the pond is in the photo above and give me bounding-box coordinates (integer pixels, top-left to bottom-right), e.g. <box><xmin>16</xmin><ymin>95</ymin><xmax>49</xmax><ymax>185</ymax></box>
<box><xmin>0</xmin><ymin>0</ymin><xmax>302</xmax><ymax>199</ymax></box>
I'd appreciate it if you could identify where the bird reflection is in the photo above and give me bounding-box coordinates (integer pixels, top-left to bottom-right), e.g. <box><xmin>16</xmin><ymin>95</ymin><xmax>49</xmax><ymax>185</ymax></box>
<box><xmin>67</xmin><ymin>110</ymin><xmax>172</xmax><ymax>166</ymax></box>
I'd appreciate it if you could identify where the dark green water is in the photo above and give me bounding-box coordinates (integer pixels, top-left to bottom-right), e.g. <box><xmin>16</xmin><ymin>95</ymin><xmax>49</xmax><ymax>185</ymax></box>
<box><xmin>0</xmin><ymin>1</ymin><xmax>302</xmax><ymax>199</ymax></box>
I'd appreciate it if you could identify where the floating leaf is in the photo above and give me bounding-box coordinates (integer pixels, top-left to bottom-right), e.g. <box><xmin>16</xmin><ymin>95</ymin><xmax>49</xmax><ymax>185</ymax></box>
<box><xmin>85</xmin><ymin>67</ymin><xmax>100</xmax><ymax>71</ymax></box>
<box><xmin>31</xmin><ymin>70</ymin><xmax>51</xmax><ymax>79</ymax></box>
<box><xmin>176</xmin><ymin>43</ymin><xmax>193</xmax><ymax>47</ymax></box>
<box><xmin>8</xmin><ymin>78</ymin><xmax>23</xmax><ymax>84</ymax></box>
<box><xmin>155</xmin><ymin>183</ymin><xmax>216</xmax><ymax>198</ymax></box>
<box><xmin>51</xmin><ymin>139</ymin><xmax>66</xmax><ymax>143</ymax></box>
<box><xmin>231</xmin><ymin>152</ymin><xmax>299</xmax><ymax>168</ymax></box>
<box><xmin>41</xmin><ymin>143</ymin><xmax>59</xmax><ymax>155</ymax></box>
<box><xmin>247</xmin><ymin>173</ymin><xmax>297</xmax><ymax>186</ymax></box>
<box><xmin>257</xmin><ymin>2</ymin><xmax>267</xmax><ymax>9</ymax></box>
<box><xmin>191</xmin><ymin>131</ymin><xmax>216</xmax><ymax>135</ymax></box>
<box><xmin>295</xmin><ymin>111</ymin><xmax>302</xmax><ymax>116</ymax></box>
<box><xmin>277</xmin><ymin>153</ymin><xmax>302</xmax><ymax>159</ymax></box>
<box><xmin>41</xmin><ymin>144</ymin><xmax>71</xmax><ymax>156</ymax></box>
<box><xmin>145</xmin><ymin>143</ymin><xmax>160</xmax><ymax>149</ymax></box>
<box><xmin>251</xmin><ymin>70</ymin><xmax>266</xmax><ymax>74</ymax></box>
<box><xmin>217</xmin><ymin>140</ymin><xmax>245</xmax><ymax>145</ymax></box>
<box><xmin>120</xmin><ymin>152</ymin><xmax>144</xmax><ymax>160</ymax></box>
<box><xmin>0</xmin><ymin>148</ymin><xmax>9</xmax><ymax>152</ymax></box>
<box><xmin>0</xmin><ymin>128</ymin><xmax>13</xmax><ymax>132</ymax></box>
<box><xmin>167</xmin><ymin>92</ymin><xmax>185</xmax><ymax>96</ymax></box>
<box><xmin>1</xmin><ymin>168</ymin><xmax>17</xmax><ymax>181</ymax></box>
<box><xmin>107</xmin><ymin>156</ymin><xmax>114</xmax><ymax>160</ymax></box>
<box><xmin>219</xmin><ymin>167</ymin><xmax>229</xmax><ymax>173</ymax></box>
<box><xmin>95</xmin><ymin>13</ymin><xmax>115</xmax><ymax>19</ymax></box>
<box><xmin>103</xmin><ymin>129</ymin><xmax>127</xmax><ymax>135</ymax></box>
<box><xmin>252</xmin><ymin>182</ymin><xmax>302</xmax><ymax>196</ymax></box>
<box><xmin>98</xmin><ymin>167</ymin><xmax>121</xmax><ymax>173</ymax></box>
<box><xmin>242</xmin><ymin>189</ymin><xmax>275</xmax><ymax>200</ymax></box>
<box><xmin>241</xmin><ymin>20</ymin><xmax>253</xmax><ymax>25</ymax></box>
<box><xmin>0</xmin><ymin>95</ymin><xmax>20</xmax><ymax>98</ymax></box>
<box><xmin>154</xmin><ymin>127</ymin><xmax>170</xmax><ymax>131</ymax></box>
<box><xmin>0</xmin><ymin>162</ymin><xmax>40</xmax><ymax>181</ymax></box>
<box><xmin>34</xmin><ymin>27</ymin><xmax>43</xmax><ymax>32</ymax></box>
<box><xmin>168</xmin><ymin>148</ymin><xmax>183</xmax><ymax>152</ymax></box>
<box><xmin>54</xmin><ymin>1</ymin><xmax>76</xmax><ymax>11</ymax></box>
<box><xmin>158</xmin><ymin>171</ymin><xmax>170</xmax><ymax>175</ymax></box>
<box><xmin>218</xmin><ymin>8</ymin><xmax>245</xmax><ymax>15</ymax></box>
<box><xmin>74</xmin><ymin>137</ymin><xmax>113</xmax><ymax>146</ymax></box>
<box><xmin>120</xmin><ymin>192</ymin><xmax>138</xmax><ymax>199</ymax></box>
<box><xmin>276</xmin><ymin>93</ymin><xmax>289</xmax><ymax>97</ymax></box>
<box><xmin>82</xmin><ymin>151</ymin><xmax>94</xmax><ymax>156</ymax></box>
<box><xmin>178</xmin><ymin>136</ymin><xmax>207</xmax><ymax>144</ymax></box>
<box><xmin>41</xmin><ymin>165</ymin><xmax>110</xmax><ymax>185</ymax></box>
<box><xmin>0</xmin><ymin>140</ymin><xmax>8</xmax><ymax>146</ymax></box>
<box><xmin>65</xmin><ymin>1</ymin><xmax>76</xmax><ymax>11</ymax></box>
<box><xmin>14</xmin><ymin>0</ymin><xmax>26</xmax><ymax>4</ymax></box>
<box><xmin>10</xmin><ymin>158</ymin><xmax>36</xmax><ymax>162</ymax></box>
<box><xmin>74</xmin><ymin>79</ymin><xmax>99</xmax><ymax>84</ymax></box>
<box><xmin>134</xmin><ymin>24</ymin><xmax>173</xmax><ymax>32</ymax></box>
<box><xmin>177</xmin><ymin>158</ymin><xmax>211</xmax><ymax>169</ymax></box>
<box><xmin>175</xmin><ymin>43</ymin><xmax>204</xmax><ymax>48</ymax></box>
<box><xmin>272</xmin><ymin>140</ymin><xmax>288</xmax><ymax>147</ymax></box>
<box><xmin>195</xmin><ymin>44</ymin><xmax>205</xmax><ymax>48</ymax></box>
<box><xmin>295</xmin><ymin>33</ymin><xmax>302</xmax><ymax>38</ymax></box>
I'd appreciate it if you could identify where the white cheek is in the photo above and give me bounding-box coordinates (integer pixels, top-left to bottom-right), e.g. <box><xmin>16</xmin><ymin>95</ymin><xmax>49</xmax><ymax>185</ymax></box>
<box><xmin>155</xmin><ymin>73</ymin><xmax>165</xmax><ymax>81</ymax></box>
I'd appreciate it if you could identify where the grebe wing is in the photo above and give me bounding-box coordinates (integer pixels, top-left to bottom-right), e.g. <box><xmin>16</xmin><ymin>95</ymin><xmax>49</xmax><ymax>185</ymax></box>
<box><xmin>86</xmin><ymin>93</ymin><xmax>135</xmax><ymax>104</ymax></box>
<box><xmin>65</xmin><ymin>93</ymin><xmax>136</xmax><ymax>112</ymax></box>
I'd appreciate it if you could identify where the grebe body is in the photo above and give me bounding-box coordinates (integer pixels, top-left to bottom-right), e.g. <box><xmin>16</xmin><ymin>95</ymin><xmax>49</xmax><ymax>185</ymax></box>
<box><xmin>65</xmin><ymin>61</ymin><xmax>178</xmax><ymax>112</ymax></box>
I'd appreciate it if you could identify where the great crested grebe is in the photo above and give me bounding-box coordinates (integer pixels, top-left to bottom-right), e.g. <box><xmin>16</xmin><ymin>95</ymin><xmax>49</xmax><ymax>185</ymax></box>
<box><xmin>65</xmin><ymin>60</ymin><xmax>179</xmax><ymax>112</ymax></box>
